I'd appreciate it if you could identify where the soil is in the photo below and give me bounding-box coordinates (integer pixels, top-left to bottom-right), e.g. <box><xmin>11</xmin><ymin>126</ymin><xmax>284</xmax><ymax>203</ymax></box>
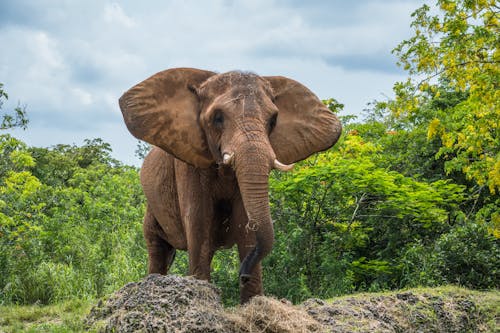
<box><xmin>85</xmin><ymin>274</ymin><xmax>494</xmax><ymax>332</ymax></box>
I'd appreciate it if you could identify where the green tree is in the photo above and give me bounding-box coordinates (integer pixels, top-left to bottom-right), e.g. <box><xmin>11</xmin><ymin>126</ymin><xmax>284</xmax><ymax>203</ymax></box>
<box><xmin>0</xmin><ymin>135</ymin><xmax>146</xmax><ymax>304</ymax></box>
<box><xmin>386</xmin><ymin>0</ymin><xmax>499</xmax><ymax>193</ymax></box>
<box><xmin>265</xmin><ymin>131</ymin><xmax>467</xmax><ymax>302</ymax></box>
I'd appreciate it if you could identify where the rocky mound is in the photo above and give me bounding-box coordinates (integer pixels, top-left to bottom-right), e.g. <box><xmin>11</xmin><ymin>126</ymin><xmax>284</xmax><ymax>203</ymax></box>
<box><xmin>85</xmin><ymin>275</ymin><xmax>493</xmax><ymax>332</ymax></box>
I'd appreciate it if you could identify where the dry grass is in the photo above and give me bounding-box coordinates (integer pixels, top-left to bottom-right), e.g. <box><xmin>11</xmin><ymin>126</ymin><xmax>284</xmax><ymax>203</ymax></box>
<box><xmin>227</xmin><ymin>296</ymin><xmax>324</xmax><ymax>333</ymax></box>
<box><xmin>83</xmin><ymin>275</ymin><xmax>499</xmax><ymax>332</ymax></box>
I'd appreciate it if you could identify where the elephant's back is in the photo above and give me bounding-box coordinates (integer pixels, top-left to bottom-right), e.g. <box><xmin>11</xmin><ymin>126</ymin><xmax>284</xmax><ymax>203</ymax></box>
<box><xmin>141</xmin><ymin>147</ymin><xmax>186</xmax><ymax>248</ymax></box>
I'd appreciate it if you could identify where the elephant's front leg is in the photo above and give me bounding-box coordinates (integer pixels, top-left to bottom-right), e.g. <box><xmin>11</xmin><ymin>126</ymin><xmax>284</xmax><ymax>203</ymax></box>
<box><xmin>186</xmin><ymin>226</ymin><xmax>215</xmax><ymax>280</ymax></box>
<box><xmin>233</xmin><ymin>194</ymin><xmax>264</xmax><ymax>303</ymax></box>
<box><xmin>176</xmin><ymin>163</ymin><xmax>215</xmax><ymax>281</ymax></box>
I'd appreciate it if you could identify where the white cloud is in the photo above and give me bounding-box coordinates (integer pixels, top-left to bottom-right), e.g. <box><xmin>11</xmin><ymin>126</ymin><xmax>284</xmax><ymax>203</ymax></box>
<box><xmin>72</xmin><ymin>87</ymin><xmax>93</xmax><ymax>105</ymax></box>
<box><xmin>103</xmin><ymin>3</ymin><xmax>136</xmax><ymax>28</ymax></box>
<box><xmin>32</xmin><ymin>31</ymin><xmax>65</xmax><ymax>70</ymax></box>
<box><xmin>0</xmin><ymin>0</ymin><xmax>427</xmax><ymax>165</ymax></box>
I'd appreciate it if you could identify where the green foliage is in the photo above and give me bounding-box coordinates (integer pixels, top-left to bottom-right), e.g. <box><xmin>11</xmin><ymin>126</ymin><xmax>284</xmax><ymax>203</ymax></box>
<box><xmin>400</xmin><ymin>222</ymin><xmax>500</xmax><ymax>289</ymax></box>
<box><xmin>0</xmin><ymin>135</ymin><xmax>146</xmax><ymax>305</ymax></box>
<box><xmin>265</xmin><ymin>129</ymin><xmax>480</xmax><ymax>303</ymax></box>
<box><xmin>433</xmin><ymin>222</ymin><xmax>499</xmax><ymax>288</ymax></box>
<box><xmin>322</xmin><ymin>97</ymin><xmax>344</xmax><ymax>114</ymax></box>
<box><xmin>0</xmin><ymin>83</ymin><xmax>28</xmax><ymax>131</ymax></box>
<box><xmin>0</xmin><ymin>299</ymin><xmax>92</xmax><ymax>332</ymax></box>
<box><xmin>389</xmin><ymin>0</ymin><xmax>500</xmax><ymax>193</ymax></box>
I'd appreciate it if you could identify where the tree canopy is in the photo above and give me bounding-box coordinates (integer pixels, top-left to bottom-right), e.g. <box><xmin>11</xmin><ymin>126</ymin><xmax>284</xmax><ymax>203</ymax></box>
<box><xmin>387</xmin><ymin>0</ymin><xmax>499</xmax><ymax>193</ymax></box>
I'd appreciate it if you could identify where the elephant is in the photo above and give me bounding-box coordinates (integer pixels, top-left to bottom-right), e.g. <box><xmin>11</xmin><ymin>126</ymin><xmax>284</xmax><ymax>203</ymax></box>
<box><xmin>119</xmin><ymin>68</ymin><xmax>342</xmax><ymax>303</ymax></box>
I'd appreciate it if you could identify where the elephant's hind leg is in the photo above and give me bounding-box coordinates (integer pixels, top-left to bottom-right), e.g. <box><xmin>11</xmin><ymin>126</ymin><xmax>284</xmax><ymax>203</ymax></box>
<box><xmin>143</xmin><ymin>207</ymin><xmax>176</xmax><ymax>274</ymax></box>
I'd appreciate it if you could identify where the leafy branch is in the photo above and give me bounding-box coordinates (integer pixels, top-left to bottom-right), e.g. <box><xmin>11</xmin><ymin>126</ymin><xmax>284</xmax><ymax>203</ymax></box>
<box><xmin>0</xmin><ymin>83</ymin><xmax>29</xmax><ymax>130</ymax></box>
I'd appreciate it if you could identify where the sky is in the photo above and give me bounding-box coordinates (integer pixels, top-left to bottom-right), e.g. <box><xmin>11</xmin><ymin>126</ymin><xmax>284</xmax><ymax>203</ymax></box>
<box><xmin>0</xmin><ymin>0</ymin><xmax>426</xmax><ymax>166</ymax></box>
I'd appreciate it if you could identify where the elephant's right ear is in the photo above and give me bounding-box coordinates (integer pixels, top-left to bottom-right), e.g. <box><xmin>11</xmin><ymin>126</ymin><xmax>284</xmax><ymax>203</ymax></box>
<box><xmin>265</xmin><ymin>76</ymin><xmax>342</xmax><ymax>164</ymax></box>
<box><xmin>119</xmin><ymin>68</ymin><xmax>216</xmax><ymax>168</ymax></box>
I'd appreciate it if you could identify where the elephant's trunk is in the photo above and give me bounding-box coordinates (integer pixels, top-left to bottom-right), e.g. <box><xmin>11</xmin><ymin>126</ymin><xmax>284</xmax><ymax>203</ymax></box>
<box><xmin>234</xmin><ymin>145</ymin><xmax>274</xmax><ymax>282</ymax></box>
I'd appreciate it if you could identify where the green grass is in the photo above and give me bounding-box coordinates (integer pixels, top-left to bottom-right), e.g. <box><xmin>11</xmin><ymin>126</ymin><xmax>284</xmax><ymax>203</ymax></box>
<box><xmin>0</xmin><ymin>299</ymin><xmax>93</xmax><ymax>333</ymax></box>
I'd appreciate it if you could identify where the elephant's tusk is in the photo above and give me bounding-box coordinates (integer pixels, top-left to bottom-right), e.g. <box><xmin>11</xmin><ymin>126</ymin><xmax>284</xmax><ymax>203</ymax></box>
<box><xmin>273</xmin><ymin>159</ymin><xmax>294</xmax><ymax>172</ymax></box>
<box><xmin>222</xmin><ymin>152</ymin><xmax>234</xmax><ymax>165</ymax></box>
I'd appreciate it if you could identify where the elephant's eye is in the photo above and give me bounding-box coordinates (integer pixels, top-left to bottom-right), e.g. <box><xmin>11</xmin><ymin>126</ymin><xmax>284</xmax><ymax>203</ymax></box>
<box><xmin>268</xmin><ymin>114</ymin><xmax>277</xmax><ymax>133</ymax></box>
<box><xmin>212</xmin><ymin>109</ymin><xmax>224</xmax><ymax>128</ymax></box>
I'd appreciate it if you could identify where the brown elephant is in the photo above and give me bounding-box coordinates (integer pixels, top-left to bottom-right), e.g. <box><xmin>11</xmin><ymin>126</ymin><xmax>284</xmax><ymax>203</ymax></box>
<box><xmin>119</xmin><ymin>68</ymin><xmax>342</xmax><ymax>303</ymax></box>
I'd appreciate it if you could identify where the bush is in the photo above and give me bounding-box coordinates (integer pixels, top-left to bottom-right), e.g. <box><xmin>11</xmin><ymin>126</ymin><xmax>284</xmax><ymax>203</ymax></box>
<box><xmin>400</xmin><ymin>223</ymin><xmax>500</xmax><ymax>289</ymax></box>
<box><xmin>434</xmin><ymin>223</ymin><xmax>500</xmax><ymax>288</ymax></box>
<box><xmin>0</xmin><ymin>135</ymin><xmax>147</xmax><ymax>305</ymax></box>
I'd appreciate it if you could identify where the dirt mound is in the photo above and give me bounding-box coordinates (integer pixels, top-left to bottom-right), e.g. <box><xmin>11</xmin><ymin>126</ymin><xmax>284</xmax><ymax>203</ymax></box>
<box><xmin>85</xmin><ymin>275</ymin><xmax>491</xmax><ymax>332</ymax></box>
<box><xmin>302</xmin><ymin>292</ymin><xmax>481</xmax><ymax>332</ymax></box>
<box><xmin>85</xmin><ymin>274</ymin><xmax>230</xmax><ymax>332</ymax></box>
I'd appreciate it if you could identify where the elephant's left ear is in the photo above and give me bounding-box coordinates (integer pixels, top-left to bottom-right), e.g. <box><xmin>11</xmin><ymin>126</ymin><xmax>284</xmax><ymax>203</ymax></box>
<box><xmin>264</xmin><ymin>76</ymin><xmax>342</xmax><ymax>164</ymax></box>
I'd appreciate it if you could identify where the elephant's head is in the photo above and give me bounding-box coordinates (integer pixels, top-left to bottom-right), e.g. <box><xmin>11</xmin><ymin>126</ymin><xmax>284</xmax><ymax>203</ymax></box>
<box><xmin>119</xmin><ymin>68</ymin><xmax>342</xmax><ymax>282</ymax></box>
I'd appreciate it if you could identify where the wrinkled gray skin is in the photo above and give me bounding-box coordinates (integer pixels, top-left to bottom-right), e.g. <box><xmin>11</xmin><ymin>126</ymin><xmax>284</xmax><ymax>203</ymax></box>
<box><xmin>119</xmin><ymin>68</ymin><xmax>342</xmax><ymax>303</ymax></box>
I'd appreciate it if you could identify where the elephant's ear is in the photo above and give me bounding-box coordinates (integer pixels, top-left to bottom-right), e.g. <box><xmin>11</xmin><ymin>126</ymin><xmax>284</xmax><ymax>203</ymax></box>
<box><xmin>119</xmin><ymin>68</ymin><xmax>216</xmax><ymax>168</ymax></box>
<box><xmin>264</xmin><ymin>76</ymin><xmax>342</xmax><ymax>164</ymax></box>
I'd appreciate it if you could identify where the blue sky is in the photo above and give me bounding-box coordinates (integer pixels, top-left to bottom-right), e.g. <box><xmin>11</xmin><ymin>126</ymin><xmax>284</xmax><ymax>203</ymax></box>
<box><xmin>0</xmin><ymin>0</ymin><xmax>426</xmax><ymax>166</ymax></box>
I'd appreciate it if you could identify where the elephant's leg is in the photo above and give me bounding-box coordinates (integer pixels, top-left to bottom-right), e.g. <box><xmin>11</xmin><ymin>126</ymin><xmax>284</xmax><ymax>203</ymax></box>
<box><xmin>143</xmin><ymin>207</ymin><xmax>176</xmax><ymax>274</ymax></box>
<box><xmin>233</xmin><ymin>195</ymin><xmax>263</xmax><ymax>303</ymax></box>
<box><xmin>187</xmin><ymin>238</ymin><xmax>214</xmax><ymax>280</ymax></box>
<box><xmin>176</xmin><ymin>163</ymin><xmax>215</xmax><ymax>281</ymax></box>
<box><xmin>184</xmin><ymin>204</ymin><xmax>215</xmax><ymax>280</ymax></box>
